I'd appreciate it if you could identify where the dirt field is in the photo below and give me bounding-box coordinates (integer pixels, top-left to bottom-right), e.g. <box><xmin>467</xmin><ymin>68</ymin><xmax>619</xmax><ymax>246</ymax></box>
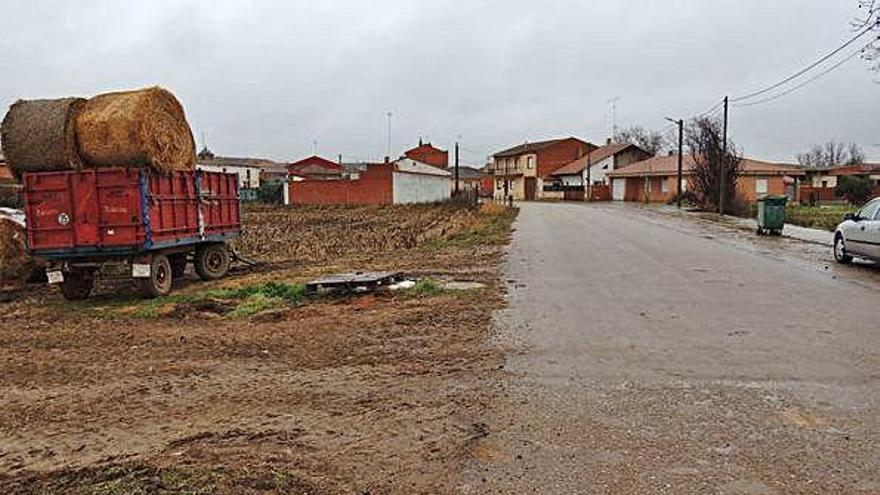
<box><xmin>0</xmin><ymin>202</ymin><xmax>516</xmax><ymax>494</ymax></box>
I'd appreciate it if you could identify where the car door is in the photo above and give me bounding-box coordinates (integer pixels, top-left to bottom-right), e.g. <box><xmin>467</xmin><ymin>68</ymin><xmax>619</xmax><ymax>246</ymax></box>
<box><xmin>867</xmin><ymin>201</ymin><xmax>880</xmax><ymax>260</ymax></box>
<box><xmin>848</xmin><ymin>199</ymin><xmax>880</xmax><ymax>258</ymax></box>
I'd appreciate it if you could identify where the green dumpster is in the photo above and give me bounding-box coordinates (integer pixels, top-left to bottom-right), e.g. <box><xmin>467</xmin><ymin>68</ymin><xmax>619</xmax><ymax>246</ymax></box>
<box><xmin>756</xmin><ymin>195</ymin><xmax>787</xmax><ymax>236</ymax></box>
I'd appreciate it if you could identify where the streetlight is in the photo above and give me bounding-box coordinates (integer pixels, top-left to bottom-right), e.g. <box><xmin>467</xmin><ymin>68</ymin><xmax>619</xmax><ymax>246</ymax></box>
<box><xmin>665</xmin><ymin>117</ymin><xmax>684</xmax><ymax>209</ymax></box>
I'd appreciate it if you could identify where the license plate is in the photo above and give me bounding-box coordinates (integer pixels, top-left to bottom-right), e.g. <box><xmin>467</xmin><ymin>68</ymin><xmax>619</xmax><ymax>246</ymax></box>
<box><xmin>132</xmin><ymin>263</ymin><xmax>151</xmax><ymax>278</ymax></box>
<box><xmin>47</xmin><ymin>271</ymin><xmax>64</xmax><ymax>284</ymax></box>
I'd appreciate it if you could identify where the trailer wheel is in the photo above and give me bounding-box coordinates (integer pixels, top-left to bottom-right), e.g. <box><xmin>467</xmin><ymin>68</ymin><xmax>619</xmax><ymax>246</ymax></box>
<box><xmin>60</xmin><ymin>269</ymin><xmax>95</xmax><ymax>301</ymax></box>
<box><xmin>195</xmin><ymin>243</ymin><xmax>230</xmax><ymax>281</ymax></box>
<box><xmin>170</xmin><ymin>255</ymin><xmax>188</xmax><ymax>279</ymax></box>
<box><xmin>139</xmin><ymin>254</ymin><xmax>173</xmax><ymax>299</ymax></box>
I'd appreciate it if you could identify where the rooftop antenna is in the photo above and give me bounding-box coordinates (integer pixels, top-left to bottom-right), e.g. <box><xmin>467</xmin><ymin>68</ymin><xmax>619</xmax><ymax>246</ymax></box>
<box><xmin>312</xmin><ymin>139</ymin><xmax>318</xmax><ymax>156</ymax></box>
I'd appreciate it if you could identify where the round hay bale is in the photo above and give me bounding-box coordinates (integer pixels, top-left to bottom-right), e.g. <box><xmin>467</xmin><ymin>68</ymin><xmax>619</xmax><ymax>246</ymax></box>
<box><xmin>0</xmin><ymin>217</ymin><xmax>32</xmax><ymax>284</ymax></box>
<box><xmin>0</xmin><ymin>97</ymin><xmax>85</xmax><ymax>177</ymax></box>
<box><xmin>75</xmin><ymin>87</ymin><xmax>196</xmax><ymax>172</ymax></box>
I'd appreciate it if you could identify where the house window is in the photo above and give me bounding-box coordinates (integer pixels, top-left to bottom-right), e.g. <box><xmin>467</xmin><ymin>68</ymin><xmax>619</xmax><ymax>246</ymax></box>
<box><xmin>527</xmin><ymin>157</ymin><xmax>534</xmax><ymax>169</ymax></box>
<box><xmin>821</xmin><ymin>179</ymin><xmax>829</xmax><ymax>188</ymax></box>
<box><xmin>755</xmin><ymin>178</ymin><xmax>769</xmax><ymax>195</ymax></box>
<box><xmin>661</xmin><ymin>179</ymin><xmax>670</xmax><ymax>193</ymax></box>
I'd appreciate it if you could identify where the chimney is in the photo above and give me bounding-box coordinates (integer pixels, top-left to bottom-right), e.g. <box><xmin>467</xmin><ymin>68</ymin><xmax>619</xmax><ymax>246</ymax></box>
<box><xmin>668</xmin><ymin>150</ymin><xmax>675</xmax><ymax>156</ymax></box>
<box><xmin>607</xmin><ymin>138</ymin><xmax>612</xmax><ymax>146</ymax></box>
<box><xmin>419</xmin><ymin>138</ymin><xmax>423</xmax><ymax>146</ymax></box>
<box><xmin>384</xmin><ymin>156</ymin><xmax>390</xmax><ymax>164</ymax></box>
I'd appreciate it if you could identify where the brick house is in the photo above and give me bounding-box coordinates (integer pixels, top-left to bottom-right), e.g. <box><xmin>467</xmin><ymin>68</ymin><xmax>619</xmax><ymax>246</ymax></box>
<box><xmin>196</xmin><ymin>147</ymin><xmax>277</xmax><ymax>201</ymax></box>
<box><xmin>800</xmin><ymin>163</ymin><xmax>880</xmax><ymax>202</ymax></box>
<box><xmin>287</xmin><ymin>158</ymin><xmax>451</xmax><ymax>206</ymax></box>
<box><xmin>607</xmin><ymin>154</ymin><xmax>804</xmax><ymax>203</ymax></box>
<box><xmin>548</xmin><ymin>141</ymin><xmax>651</xmax><ymax>200</ymax></box>
<box><xmin>288</xmin><ymin>155</ymin><xmax>344</xmax><ymax>179</ymax></box>
<box><xmin>404</xmin><ymin>140</ymin><xmax>449</xmax><ymax>169</ymax></box>
<box><xmin>492</xmin><ymin>137</ymin><xmax>595</xmax><ymax>201</ymax></box>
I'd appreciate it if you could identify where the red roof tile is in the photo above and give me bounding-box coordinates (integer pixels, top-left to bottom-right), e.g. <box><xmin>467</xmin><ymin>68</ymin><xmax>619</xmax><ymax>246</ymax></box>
<box><xmin>550</xmin><ymin>143</ymin><xmax>640</xmax><ymax>176</ymax></box>
<box><xmin>607</xmin><ymin>154</ymin><xmax>804</xmax><ymax>178</ymax></box>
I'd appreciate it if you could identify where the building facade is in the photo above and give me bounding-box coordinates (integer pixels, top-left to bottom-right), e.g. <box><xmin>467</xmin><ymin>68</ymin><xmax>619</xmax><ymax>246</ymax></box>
<box><xmin>548</xmin><ymin>142</ymin><xmax>652</xmax><ymax>201</ymax></box>
<box><xmin>607</xmin><ymin>154</ymin><xmax>804</xmax><ymax>203</ymax></box>
<box><xmin>492</xmin><ymin>137</ymin><xmax>595</xmax><ymax>201</ymax></box>
<box><xmin>404</xmin><ymin>141</ymin><xmax>449</xmax><ymax>169</ymax></box>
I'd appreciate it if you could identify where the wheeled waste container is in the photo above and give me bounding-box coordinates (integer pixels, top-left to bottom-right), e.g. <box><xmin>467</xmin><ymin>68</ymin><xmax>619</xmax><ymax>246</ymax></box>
<box><xmin>756</xmin><ymin>195</ymin><xmax>787</xmax><ymax>236</ymax></box>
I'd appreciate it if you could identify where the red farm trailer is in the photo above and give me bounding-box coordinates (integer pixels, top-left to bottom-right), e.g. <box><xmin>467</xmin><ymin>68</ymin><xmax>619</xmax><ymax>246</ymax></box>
<box><xmin>22</xmin><ymin>167</ymin><xmax>241</xmax><ymax>300</ymax></box>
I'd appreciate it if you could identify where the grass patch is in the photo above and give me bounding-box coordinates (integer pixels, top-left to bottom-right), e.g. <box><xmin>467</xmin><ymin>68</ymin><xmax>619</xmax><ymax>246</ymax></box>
<box><xmin>406</xmin><ymin>279</ymin><xmax>444</xmax><ymax>297</ymax></box>
<box><xmin>785</xmin><ymin>204</ymin><xmax>854</xmax><ymax>232</ymax></box>
<box><xmin>119</xmin><ymin>281</ymin><xmax>306</xmax><ymax>320</ymax></box>
<box><xmin>422</xmin><ymin>206</ymin><xmax>518</xmax><ymax>251</ymax></box>
<box><xmin>3</xmin><ymin>463</ymin><xmax>320</xmax><ymax>495</ymax></box>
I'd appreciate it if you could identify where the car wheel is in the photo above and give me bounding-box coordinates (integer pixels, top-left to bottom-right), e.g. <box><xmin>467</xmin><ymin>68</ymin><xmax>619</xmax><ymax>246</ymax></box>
<box><xmin>834</xmin><ymin>234</ymin><xmax>852</xmax><ymax>264</ymax></box>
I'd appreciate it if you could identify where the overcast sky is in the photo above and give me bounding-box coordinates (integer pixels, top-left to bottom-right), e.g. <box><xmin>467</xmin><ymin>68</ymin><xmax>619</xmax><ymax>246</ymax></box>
<box><xmin>1</xmin><ymin>0</ymin><xmax>878</xmax><ymax>164</ymax></box>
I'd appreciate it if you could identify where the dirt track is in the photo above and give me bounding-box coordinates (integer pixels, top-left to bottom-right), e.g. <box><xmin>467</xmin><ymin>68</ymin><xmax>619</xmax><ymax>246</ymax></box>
<box><xmin>0</xmin><ymin>203</ymin><xmax>516</xmax><ymax>494</ymax></box>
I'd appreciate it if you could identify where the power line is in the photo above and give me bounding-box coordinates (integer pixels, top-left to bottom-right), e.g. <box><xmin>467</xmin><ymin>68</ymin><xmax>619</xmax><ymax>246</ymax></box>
<box><xmin>731</xmin><ymin>24</ymin><xmax>875</xmax><ymax>103</ymax></box>
<box><xmin>732</xmin><ymin>42</ymin><xmax>871</xmax><ymax>108</ymax></box>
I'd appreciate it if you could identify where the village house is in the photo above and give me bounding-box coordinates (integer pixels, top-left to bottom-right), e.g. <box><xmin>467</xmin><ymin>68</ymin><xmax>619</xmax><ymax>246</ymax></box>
<box><xmin>288</xmin><ymin>155</ymin><xmax>344</xmax><ymax>179</ymax></box>
<box><xmin>548</xmin><ymin>141</ymin><xmax>651</xmax><ymax>200</ymax></box>
<box><xmin>800</xmin><ymin>163</ymin><xmax>880</xmax><ymax>202</ymax></box>
<box><xmin>196</xmin><ymin>147</ymin><xmax>283</xmax><ymax>201</ymax></box>
<box><xmin>287</xmin><ymin>158</ymin><xmax>451</xmax><ymax>206</ymax></box>
<box><xmin>404</xmin><ymin>140</ymin><xmax>449</xmax><ymax>168</ymax></box>
<box><xmin>451</xmin><ymin>166</ymin><xmax>488</xmax><ymax>195</ymax></box>
<box><xmin>606</xmin><ymin>154</ymin><xmax>804</xmax><ymax>203</ymax></box>
<box><xmin>492</xmin><ymin>137</ymin><xmax>595</xmax><ymax>201</ymax></box>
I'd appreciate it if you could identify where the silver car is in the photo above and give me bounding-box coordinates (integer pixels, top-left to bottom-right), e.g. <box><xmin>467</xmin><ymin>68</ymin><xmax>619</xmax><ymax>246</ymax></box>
<box><xmin>834</xmin><ymin>197</ymin><xmax>880</xmax><ymax>264</ymax></box>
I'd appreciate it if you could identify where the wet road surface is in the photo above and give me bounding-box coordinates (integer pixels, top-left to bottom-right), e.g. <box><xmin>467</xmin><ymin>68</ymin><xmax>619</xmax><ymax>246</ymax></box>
<box><xmin>461</xmin><ymin>202</ymin><xmax>879</xmax><ymax>494</ymax></box>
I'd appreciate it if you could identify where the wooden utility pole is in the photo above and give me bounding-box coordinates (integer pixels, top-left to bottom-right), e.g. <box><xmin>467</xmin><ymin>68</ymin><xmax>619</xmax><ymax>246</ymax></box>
<box><xmin>585</xmin><ymin>150</ymin><xmax>592</xmax><ymax>202</ymax></box>
<box><xmin>720</xmin><ymin>96</ymin><xmax>729</xmax><ymax>215</ymax></box>
<box><xmin>676</xmin><ymin>119</ymin><xmax>684</xmax><ymax>209</ymax></box>
<box><xmin>454</xmin><ymin>142</ymin><xmax>460</xmax><ymax>194</ymax></box>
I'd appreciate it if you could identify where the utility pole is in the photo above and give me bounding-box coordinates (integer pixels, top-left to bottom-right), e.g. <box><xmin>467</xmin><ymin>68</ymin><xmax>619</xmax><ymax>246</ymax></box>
<box><xmin>585</xmin><ymin>150</ymin><xmax>592</xmax><ymax>202</ymax></box>
<box><xmin>386</xmin><ymin>112</ymin><xmax>393</xmax><ymax>159</ymax></box>
<box><xmin>454</xmin><ymin>141</ymin><xmax>460</xmax><ymax>194</ymax></box>
<box><xmin>720</xmin><ymin>96</ymin><xmax>729</xmax><ymax>215</ymax></box>
<box><xmin>665</xmin><ymin>117</ymin><xmax>684</xmax><ymax>208</ymax></box>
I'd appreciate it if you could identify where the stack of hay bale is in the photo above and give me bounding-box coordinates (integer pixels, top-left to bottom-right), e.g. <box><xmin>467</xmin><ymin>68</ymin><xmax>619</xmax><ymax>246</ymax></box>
<box><xmin>1</xmin><ymin>86</ymin><xmax>197</xmax><ymax>177</ymax></box>
<box><xmin>0</xmin><ymin>87</ymin><xmax>197</xmax><ymax>285</ymax></box>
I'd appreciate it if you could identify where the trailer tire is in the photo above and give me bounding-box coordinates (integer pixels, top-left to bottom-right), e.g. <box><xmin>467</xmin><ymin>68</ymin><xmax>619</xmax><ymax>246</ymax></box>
<box><xmin>195</xmin><ymin>244</ymin><xmax>230</xmax><ymax>281</ymax></box>
<box><xmin>139</xmin><ymin>254</ymin><xmax>173</xmax><ymax>299</ymax></box>
<box><xmin>60</xmin><ymin>269</ymin><xmax>95</xmax><ymax>301</ymax></box>
<box><xmin>170</xmin><ymin>255</ymin><xmax>188</xmax><ymax>279</ymax></box>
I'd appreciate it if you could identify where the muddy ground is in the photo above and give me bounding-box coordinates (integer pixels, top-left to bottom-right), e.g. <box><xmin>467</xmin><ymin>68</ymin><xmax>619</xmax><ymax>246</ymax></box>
<box><xmin>0</xmin><ymin>202</ymin><xmax>517</xmax><ymax>494</ymax></box>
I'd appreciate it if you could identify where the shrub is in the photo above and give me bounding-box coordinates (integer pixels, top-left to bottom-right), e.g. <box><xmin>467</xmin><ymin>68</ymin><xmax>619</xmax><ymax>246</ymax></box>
<box><xmin>835</xmin><ymin>176</ymin><xmax>873</xmax><ymax>206</ymax></box>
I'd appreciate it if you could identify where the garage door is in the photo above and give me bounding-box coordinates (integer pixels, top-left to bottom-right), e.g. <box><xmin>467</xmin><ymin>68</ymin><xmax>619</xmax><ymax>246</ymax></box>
<box><xmin>612</xmin><ymin>178</ymin><xmax>625</xmax><ymax>201</ymax></box>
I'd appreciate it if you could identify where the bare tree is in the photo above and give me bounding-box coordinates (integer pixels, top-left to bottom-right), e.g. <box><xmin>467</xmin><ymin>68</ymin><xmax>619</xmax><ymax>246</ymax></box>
<box><xmin>614</xmin><ymin>126</ymin><xmax>667</xmax><ymax>156</ymax></box>
<box><xmin>853</xmin><ymin>1</ymin><xmax>880</xmax><ymax>77</ymax></box>
<box><xmin>685</xmin><ymin>117</ymin><xmax>742</xmax><ymax>214</ymax></box>
<box><xmin>796</xmin><ymin>141</ymin><xmax>864</xmax><ymax>168</ymax></box>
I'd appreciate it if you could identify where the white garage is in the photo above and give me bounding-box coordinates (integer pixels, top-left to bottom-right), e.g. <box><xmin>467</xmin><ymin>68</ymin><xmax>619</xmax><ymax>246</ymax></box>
<box><xmin>612</xmin><ymin>177</ymin><xmax>626</xmax><ymax>201</ymax></box>
<box><xmin>393</xmin><ymin>158</ymin><xmax>452</xmax><ymax>204</ymax></box>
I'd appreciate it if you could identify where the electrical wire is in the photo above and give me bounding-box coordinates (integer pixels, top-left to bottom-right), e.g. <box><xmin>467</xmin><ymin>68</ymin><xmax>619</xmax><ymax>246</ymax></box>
<box><xmin>732</xmin><ymin>42</ymin><xmax>871</xmax><ymax>107</ymax></box>
<box><xmin>731</xmin><ymin>25</ymin><xmax>874</xmax><ymax>102</ymax></box>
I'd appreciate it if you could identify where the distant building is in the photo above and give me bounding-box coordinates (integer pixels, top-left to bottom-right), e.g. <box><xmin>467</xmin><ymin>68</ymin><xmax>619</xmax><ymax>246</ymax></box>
<box><xmin>196</xmin><ymin>147</ymin><xmax>283</xmax><ymax>200</ymax></box>
<box><xmin>548</xmin><ymin>142</ymin><xmax>652</xmax><ymax>201</ymax></box>
<box><xmin>606</xmin><ymin>154</ymin><xmax>804</xmax><ymax>203</ymax></box>
<box><xmin>492</xmin><ymin>137</ymin><xmax>595</xmax><ymax>201</ymax></box>
<box><xmin>451</xmin><ymin>166</ymin><xmax>488</xmax><ymax>194</ymax></box>
<box><xmin>287</xmin><ymin>158</ymin><xmax>452</xmax><ymax>206</ymax></box>
<box><xmin>288</xmin><ymin>155</ymin><xmax>344</xmax><ymax>179</ymax></box>
<box><xmin>404</xmin><ymin>140</ymin><xmax>449</xmax><ymax>168</ymax></box>
<box><xmin>800</xmin><ymin>163</ymin><xmax>880</xmax><ymax>202</ymax></box>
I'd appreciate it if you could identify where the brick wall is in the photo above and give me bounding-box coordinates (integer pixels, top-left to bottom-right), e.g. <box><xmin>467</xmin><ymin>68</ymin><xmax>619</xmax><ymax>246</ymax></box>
<box><xmin>404</xmin><ymin>147</ymin><xmax>448</xmax><ymax>168</ymax></box>
<box><xmin>536</xmin><ymin>139</ymin><xmax>595</xmax><ymax>178</ymax></box>
<box><xmin>288</xmin><ymin>164</ymin><xmax>393</xmax><ymax>205</ymax></box>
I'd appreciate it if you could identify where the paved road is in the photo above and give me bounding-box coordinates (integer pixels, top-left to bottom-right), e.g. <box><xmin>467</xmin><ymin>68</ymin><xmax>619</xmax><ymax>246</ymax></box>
<box><xmin>461</xmin><ymin>202</ymin><xmax>879</xmax><ymax>495</ymax></box>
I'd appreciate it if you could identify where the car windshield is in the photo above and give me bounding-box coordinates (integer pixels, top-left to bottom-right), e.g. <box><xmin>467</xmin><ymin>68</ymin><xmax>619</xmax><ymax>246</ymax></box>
<box><xmin>858</xmin><ymin>199</ymin><xmax>880</xmax><ymax>220</ymax></box>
